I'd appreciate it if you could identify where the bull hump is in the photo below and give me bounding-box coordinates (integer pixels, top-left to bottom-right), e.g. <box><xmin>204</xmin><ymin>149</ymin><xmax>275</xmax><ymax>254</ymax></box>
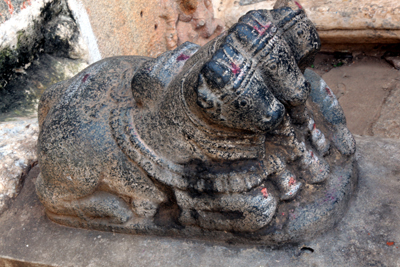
<box><xmin>109</xmin><ymin>103</ymin><xmax>190</xmax><ymax>189</ymax></box>
<box><xmin>109</xmin><ymin>105</ymin><xmax>266</xmax><ymax>193</ymax></box>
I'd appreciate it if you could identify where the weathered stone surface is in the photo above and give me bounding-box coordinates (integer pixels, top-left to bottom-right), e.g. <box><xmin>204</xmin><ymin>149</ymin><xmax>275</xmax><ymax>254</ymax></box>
<box><xmin>0</xmin><ymin>53</ymin><xmax>87</xmax><ymax>215</ymax></box>
<box><xmin>213</xmin><ymin>0</ymin><xmax>400</xmax><ymax>45</ymax></box>
<box><xmin>0</xmin><ymin>0</ymin><xmax>30</xmax><ymax>22</ymax></box>
<box><xmin>0</xmin><ymin>54</ymin><xmax>87</xmax><ymax>122</ymax></box>
<box><xmin>72</xmin><ymin>0</ymin><xmax>224</xmax><ymax>59</ymax></box>
<box><xmin>161</xmin><ymin>0</ymin><xmax>224</xmax><ymax>50</ymax></box>
<box><xmin>0</xmin><ymin>136</ymin><xmax>398</xmax><ymax>266</ymax></box>
<box><xmin>372</xmin><ymin>82</ymin><xmax>400</xmax><ymax>139</ymax></box>
<box><xmin>35</xmin><ymin>6</ymin><xmax>357</xmax><ymax>244</ymax></box>
<box><xmin>321</xmin><ymin>57</ymin><xmax>400</xmax><ymax>136</ymax></box>
<box><xmin>0</xmin><ymin>118</ymin><xmax>38</xmax><ymax>215</ymax></box>
<box><xmin>0</xmin><ymin>0</ymin><xmax>88</xmax><ymax>90</ymax></box>
<box><xmin>385</xmin><ymin>56</ymin><xmax>400</xmax><ymax>70</ymax></box>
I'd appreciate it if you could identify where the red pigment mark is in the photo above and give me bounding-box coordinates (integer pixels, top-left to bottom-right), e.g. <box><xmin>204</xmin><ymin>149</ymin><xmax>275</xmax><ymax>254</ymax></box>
<box><xmin>4</xmin><ymin>0</ymin><xmax>14</xmax><ymax>15</ymax></box>
<box><xmin>230</xmin><ymin>62</ymin><xmax>241</xmax><ymax>74</ymax></box>
<box><xmin>310</xmin><ymin>151</ymin><xmax>314</xmax><ymax>158</ymax></box>
<box><xmin>288</xmin><ymin>177</ymin><xmax>296</xmax><ymax>186</ymax></box>
<box><xmin>253</xmin><ymin>21</ymin><xmax>271</xmax><ymax>35</ymax></box>
<box><xmin>261</xmin><ymin>187</ymin><xmax>268</xmax><ymax>198</ymax></box>
<box><xmin>368</xmin><ymin>233</ymin><xmax>370</xmax><ymax>235</ymax></box>
<box><xmin>281</xmin><ymin>212</ymin><xmax>285</xmax><ymax>216</ymax></box>
<box><xmin>313</xmin><ymin>123</ymin><xmax>316</xmax><ymax>131</ymax></box>
<box><xmin>27</xmin><ymin>0</ymin><xmax>31</xmax><ymax>5</ymax></box>
<box><xmin>325</xmin><ymin>87</ymin><xmax>333</xmax><ymax>97</ymax></box>
<box><xmin>82</xmin><ymin>74</ymin><xmax>90</xmax><ymax>82</ymax></box>
<box><xmin>294</xmin><ymin>1</ymin><xmax>303</xmax><ymax>9</ymax></box>
<box><xmin>387</xmin><ymin>241</ymin><xmax>395</xmax><ymax>246</ymax></box>
<box><xmin>177</xmin><ymin>54</ymin><xmax>190</xmax><ymax>61</ymax></box>
<box><xmin>21</xmin><ymin>2</ymin><xmax>26</xmax><ymax>9</ymax></box>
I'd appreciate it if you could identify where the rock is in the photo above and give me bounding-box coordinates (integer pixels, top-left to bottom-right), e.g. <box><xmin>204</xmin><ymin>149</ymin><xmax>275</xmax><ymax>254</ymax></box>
<box><xmin>70</xmin><ymin>0</ymin><xmax>224</xmax><ymax>58</ymax></box>
<box><xmin>0</xmin><ymin>0</ymin><xmax>88</xmax><ymax>215</ymax></box>
<box><xmin>0</xmin><ymin>0</ymin><xmax>89</xmax><ymax>90</ymax></box>
<box><xmin>385</xmin><ymin>56</ymin><xmax>400</xmax><ymax>70</ymax></box>
<box><xmin>372</xmin><ymin>82</ymin><xmax>400</xmax><ymax>139</ymax></box>
<box><xmin>43</xmin><ymin>15</ymin><xmax>88</xmax><ymax>60</ymax></box>
<box><xmin>321</xmin><ymin>57</ymin><xmax>400</xmax><ymax>136</ymax></box>
<box><xmin>213</xmin><ymin>0</ymin><xmax>400</xmax><ymax>45</ymax></box>
<box><xmin>0</xmin><ymin>53</ymin><xmax>88</xmax><ymax>122</ymax></box>
<box><xmin>0</xmin><ymin>0</ymin><xmax>29</xmax><ymax>22</ymax></box>
<box><xmin>0</xmin><ymin>118</ymin><xmax>38</xmax><ymax>215</ymax></box>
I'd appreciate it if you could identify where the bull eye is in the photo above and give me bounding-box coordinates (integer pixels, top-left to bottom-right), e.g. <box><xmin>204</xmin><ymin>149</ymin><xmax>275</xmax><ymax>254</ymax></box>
<box><xmin>240</xmin><ymin>100</ymin><xmax>247</xmax><ymax>106</ymax></box>
<box><xmin>269</xmin><ymin>63</ymin><xmax>277</xmax><ymax>71</ymax></box>
<box><xmin>297</xmin><ymin>29</ymin><xmax>304</xmax><ymax>37</ymax></box>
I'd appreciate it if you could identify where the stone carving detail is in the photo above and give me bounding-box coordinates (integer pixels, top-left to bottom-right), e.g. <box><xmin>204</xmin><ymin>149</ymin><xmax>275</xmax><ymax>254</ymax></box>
<box><xmin>36</xmin><ymin>4</ymin><xmax>357</xmax><ymax>244</ymax></box>
<box><xmin>160</xmin><ymin>0</ymin><xmax>224</xmax><ymax>50</ymax></box>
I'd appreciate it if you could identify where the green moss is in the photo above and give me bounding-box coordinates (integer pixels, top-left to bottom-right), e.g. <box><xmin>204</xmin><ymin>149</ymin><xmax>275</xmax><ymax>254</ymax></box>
<box><xmin>0</xmin><ymin>47</ymin><xmax>19</xmax><ymax>89</ymax></box>
<box><xmin>0</xmin><ymin>27</ymin><xmax>39</xmax><ymax>89</ymax></box>
<box><xmin>0</xmin><ymin>47</ymin><xmax>13</xmax><ymax>60</ymax></box>
<box><xmin>17</xmin><ymin>30</ymin><xmax>25</xmax><ymax>45</ymax></box>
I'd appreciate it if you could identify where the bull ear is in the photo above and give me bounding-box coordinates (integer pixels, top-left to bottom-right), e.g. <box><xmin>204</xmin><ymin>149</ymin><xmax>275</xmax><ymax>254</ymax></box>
<box><xmin>196</xmin><ymin>75</ymin><xmax>215</xmax><ymax>109</ymax></box>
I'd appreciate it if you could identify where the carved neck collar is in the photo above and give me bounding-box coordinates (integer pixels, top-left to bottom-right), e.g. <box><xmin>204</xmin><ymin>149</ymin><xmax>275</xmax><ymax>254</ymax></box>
<box><xmin>178</xmin><ymin>67</ymin><xmax>266</xmax><ymax>161</ymax></box>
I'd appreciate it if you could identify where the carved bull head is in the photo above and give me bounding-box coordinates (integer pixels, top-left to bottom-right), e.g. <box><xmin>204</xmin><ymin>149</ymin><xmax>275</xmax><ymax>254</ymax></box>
<box><xmin>239</xmin><ymin>5</ymin><xmax>321</xmax><ymax>72</ymax></box>
<box><xmin>194</xmin><ymin>15</ymin><xmax>311</xmax><ymax>133</ymax></box>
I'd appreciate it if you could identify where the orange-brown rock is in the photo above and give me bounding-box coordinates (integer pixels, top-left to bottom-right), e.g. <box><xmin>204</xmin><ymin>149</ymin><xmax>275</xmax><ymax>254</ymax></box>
<box><xmin>75</xmin><ymin>0</ymin><xmax>223</xmax><ymax>58</ymax></box>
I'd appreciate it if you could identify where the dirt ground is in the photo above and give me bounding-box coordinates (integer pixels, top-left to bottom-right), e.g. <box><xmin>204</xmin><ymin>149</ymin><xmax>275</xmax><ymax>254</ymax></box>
<box><xmin>310</xmin><ymin>52</ymin><xmax>400</xmax><ymax>138</ymax></box>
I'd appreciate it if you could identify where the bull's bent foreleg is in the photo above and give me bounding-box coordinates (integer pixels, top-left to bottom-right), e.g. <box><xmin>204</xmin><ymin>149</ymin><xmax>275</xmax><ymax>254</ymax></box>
<box><xmin>175</xmin><ymin>187</ymin><xmax>277</xmax><ymax>232</ymax></box>
<box><xmin>36</xmin><ymin>173</ymin><xmax>133</xmax><ymax>225</ymax></box>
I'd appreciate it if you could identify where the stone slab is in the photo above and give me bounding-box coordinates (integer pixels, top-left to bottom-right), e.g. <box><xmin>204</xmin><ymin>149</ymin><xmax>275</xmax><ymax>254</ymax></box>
<box><xmin>372</xmin><ymin>82</ymin><xmax>400</xmax><ymax>139</ymax></box>
<box><xmin>0</xmin><ymin>136</ymin><xmax>399</xmax><ymax>266</ymax></box>
<box><xmin>213</xmin><ymin>0</ymin><xmax>400</xmax><ymax>45</ymax></box>
<box><xmin>321</xmin><ymin>57</ymin><xmax>400</xmax><ymax>137</ymax></box>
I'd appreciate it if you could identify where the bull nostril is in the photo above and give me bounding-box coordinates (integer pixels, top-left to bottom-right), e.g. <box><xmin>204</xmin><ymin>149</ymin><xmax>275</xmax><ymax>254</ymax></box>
<box><xmin>262</xmin><ymin>115</ymin><xmax>272</xmax><ymax>123</ymax></box>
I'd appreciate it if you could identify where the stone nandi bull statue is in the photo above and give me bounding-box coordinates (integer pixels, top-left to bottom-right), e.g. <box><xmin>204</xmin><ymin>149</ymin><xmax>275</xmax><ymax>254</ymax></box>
<box><xmin>36</xmin><ymin>3</ymin><xmax>357</xmax><ymax>244</ymax></box>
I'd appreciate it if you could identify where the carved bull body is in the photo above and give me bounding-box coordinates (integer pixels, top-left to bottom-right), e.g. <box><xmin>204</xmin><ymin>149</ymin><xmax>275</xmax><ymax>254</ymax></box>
<box><xmin>36</xmin><ymin>6</ymin><xmax>357</xmax><ymax>241</ymax></box>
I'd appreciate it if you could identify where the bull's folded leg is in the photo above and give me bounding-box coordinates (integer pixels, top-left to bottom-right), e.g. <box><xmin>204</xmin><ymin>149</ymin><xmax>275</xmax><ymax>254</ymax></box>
<box><xmin>175</xmin><ymin>187</ymin><xmax>277</xmax><ymax>232</ymax></box>
<box><xmin>272</xmin><ymin>169</ymin><xmax>302</xmax><ymax>200</ymax></box>
<box><xmin>40</xmin><ymin>188</ymin><xmax>133</xmax><ymax>225</ymax></box>
<box><xmin>71</xmin><ymin>191</ymin><xmax>133</xmax><ymax>223</ymax></box>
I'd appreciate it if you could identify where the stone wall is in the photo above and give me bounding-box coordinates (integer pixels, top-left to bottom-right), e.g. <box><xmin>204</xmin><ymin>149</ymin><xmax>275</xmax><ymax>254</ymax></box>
<box><xmin>68</xmin><ymin>0</ymin><xmax>224</xmax><ymax>58</ymax></box>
